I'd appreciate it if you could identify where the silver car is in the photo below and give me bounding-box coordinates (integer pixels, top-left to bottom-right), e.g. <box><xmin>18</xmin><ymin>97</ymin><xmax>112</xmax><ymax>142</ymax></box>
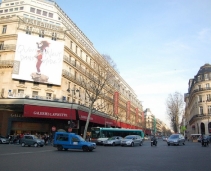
<box><xmin>103</xmin><ymin>136</ymin><xmax>123</xmax><ymax>146</ymax></box>
<box><xmin>167</xmin><ymin>134</ymin><xmax>185</xmax><ymax>146</ymax></box>
<box><xmin>20</xmin><ymin>135</ymin><xmax>44</xmax><ymax>147</ymax></box>
<box><xmin>0</xmin><ymin>136</ymin><xmax>9</xmax><ymax>144</ymax></box>
<box><xmin>121</xmin><ymin>135</ymin><xmax>143</xmax><ymax>147</ymax></box>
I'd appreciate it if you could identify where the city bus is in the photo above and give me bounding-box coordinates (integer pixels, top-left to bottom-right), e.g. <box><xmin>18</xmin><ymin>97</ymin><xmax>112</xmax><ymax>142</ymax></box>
<box><xmin>90</xmin><ymin>127</ymin><xmax>144</xmax><ymax>143</ymax></box>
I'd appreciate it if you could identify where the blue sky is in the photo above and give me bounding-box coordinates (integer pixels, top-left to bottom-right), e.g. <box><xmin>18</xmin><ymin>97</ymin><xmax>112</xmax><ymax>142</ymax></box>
<box><xmin>57</xmin><ymin>0</ymin><xmax>211</xmax><ymax>127</ymax></box>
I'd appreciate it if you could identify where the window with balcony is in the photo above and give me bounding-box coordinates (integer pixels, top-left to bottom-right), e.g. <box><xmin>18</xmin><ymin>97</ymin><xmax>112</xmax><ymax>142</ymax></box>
<box><xmin>208</xmin><ymin>106</ymin><xmax>211</xmax><ymax>114</ymax></box>
<box><xmin>30</xmin><ymin>7</ymin><xmax>35</xmax><ymax>13</ymax></box>
<box><xmin>32</xmin><ymin>91</ymin><xmax>38</xmax><ymax>98</ymax></box>
<box><xmin>206</xmin><ymin>83</ymin><xmax>210</xmax><ymax>90</ymax></box>
<box><xmin>42</xmin><ymin>11</ymin><xmax>47</xmax><ymax>16</ymax></box>
<box><xmin>14</xmin><ymin>8</ymin><xmax>18</xmax><ymax>11</ymax></box>
<box><xmin>2</xmin><ymin>25</ymin><xmax>7</xmax><ymax>34</ymax></box>
<box><xmin>198</xmin><ymin>85</ymin><xmax>202</xmax><ymax>90</ymax></box>
<box><xmin>4</xmin><ymin>9</ymin><xmax>8</xmax><ymax>13</ymax></box>
<box><xmin>198</xmin><ymin>95</ymin><xmax>202</xmax><ymax>102</ymax></box>
<box><xmin>76</xmin><ymin>46</ymin><xmax>78</xmax><ymax>54</ymax></box>
<box><xmin>26</xmin><ymin>26</ymin><xmax>32</xmax><ymax>35</ymax></box>
<box><xmin>47</xmin><ymin>84</ymin><xmax>52</xmax><ymax>88</ymax></box>
<box><xmin>205</xmin><ymin>74</ymin><xmax>208</xmax><ymax>80</ymax></box>
<box><xmin>0</xmin><ymin>10</ymin><xmax>3</xmax><ymax>13</ymax></box>
<box><xmin>207</xmin><ymin>94</ymin><xmax>211</xmax><ymax>101</ymax></box>
<box><xmin>9</xmin><ymin>8</ymin><xmax>13</xmax><ymax>12</ymax></box>
<box><xmin>36</xmin><ymin>9</ymin><xmax>41</xmax><ymax>15</ymax></box>
<box><xmin>46</xmin><ymin>93</ymin><xmax>52</xmax><ymax>100</ymax></box>
<box><xmin>19</xmin><ymin>80</ymin><xmax>25</xmax><ymax>84</ymax></box>
<box><xmin>39</xmin><ymin>30</ymin><xmax>44</xmax><ymax>38</ymax></box>
<box><xmin>199</xmin><ymin>106</ymin><xmax>203</xmax><ymax>114</ymax></box>
<box><xmin>70</xmin><ymin>41</ymin><xmax>73</xmax><ymax>49</ymax></box>
<box><xmin>18</xmin><ymin>89</ymin><xmax>24</xmax><ymax>97</ymax></box>
<box><xmin>33</xmin><ymin>82</ymin><xmax>39</xmax><ymax>86</ymax></box>
<box><xmin>198</xmin><ymin>75</ymin><xmax>201</xmax><ymax>81</ymax></box>
<box><xmin>0</xmin><ymin>42</ymin><xmax>4</xmax><ymax>50</ymax></box>
<box><xmin>20</xmin><ymin>7</ymin><xmax>24</xmax><ymax>10</ymax></box>
<box><xmin>48</xmin><ymin>13</ymin><xmax>53</xmax><ymax>18</ymax></box>
<box><xmin>51</xmin><ymin>32</ymin><xmax>57</xmax><ymax>41</ymax></box>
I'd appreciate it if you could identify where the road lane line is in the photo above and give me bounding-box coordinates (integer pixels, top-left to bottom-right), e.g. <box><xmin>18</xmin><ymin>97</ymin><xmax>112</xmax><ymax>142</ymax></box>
<box><xmin>0</xmin><ymin>150</ymin><xmax>54</xmax><ymax>156</ymax></box>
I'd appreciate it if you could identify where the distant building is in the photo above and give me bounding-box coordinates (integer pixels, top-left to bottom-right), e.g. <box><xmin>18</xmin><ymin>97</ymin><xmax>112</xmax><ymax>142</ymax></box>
<box><xmin>184</xmin><ymin>63</ymin><xmax>211</xmax><ymax>137</ymax></box>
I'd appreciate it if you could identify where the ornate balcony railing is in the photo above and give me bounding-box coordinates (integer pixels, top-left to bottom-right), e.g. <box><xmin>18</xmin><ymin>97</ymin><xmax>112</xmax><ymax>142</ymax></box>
<box><xmin>189</xmin><ymin>113</ymin><xmax>211</xmax><ymax>125</ymax></box>
<box><xmin>0</xmin><ymin>44</ymin><xmax>16</xmax><ymax>51</ymax></box>
<box><xmin>0</xmin><ymin>60</ymin><xmax>14</xmax><ymax>68</ymax></box>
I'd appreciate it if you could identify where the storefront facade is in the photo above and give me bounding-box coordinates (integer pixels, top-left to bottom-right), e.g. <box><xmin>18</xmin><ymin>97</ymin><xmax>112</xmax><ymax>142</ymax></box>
<box><xmin>0</xmin><ymin>98</ymin><xmax>142</xmax><ymax>137</ymax></box>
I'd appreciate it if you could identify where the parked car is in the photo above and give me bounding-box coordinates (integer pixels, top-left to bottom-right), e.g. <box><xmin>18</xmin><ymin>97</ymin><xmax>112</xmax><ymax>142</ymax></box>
<box><xmin>103</xmin><ymin>136</ymin><xmax>123</xmax><ymax>146</ymax></box>
<box><xmin>162</xmin><ymin>136</ymin><xmax>168</xmax><ymax>141</ymax></box>
<box><xmin>0</xmin><ymin>136</ymin><xmax>9</xmax><ymax>144</ymax></box>
<box><xmin>121</xmin><ymin>135</ymin><xmax>143</xmax><ymax>147</ymax></box>
<box><xmin>167</xmin><ymin>134</ymin><xmax>185</xmax><ymax>146</ymax></box>
<box><xmin>20</xmin><ymin>135</ymin><xmax>44</xmax><ymax>147</ymax></box>
<box><xmin>96</xmin><ymin>137</ymin><xmax>109</xmax><ymax>145</ymax></box>
<box><xmin>53</xmin><ymin>132</ymin><xmax>96</xmax><ymax>152</ymax></box>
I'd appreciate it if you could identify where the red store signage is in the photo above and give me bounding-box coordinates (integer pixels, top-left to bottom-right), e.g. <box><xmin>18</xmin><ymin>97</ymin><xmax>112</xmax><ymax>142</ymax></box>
<box><xmin>78</xmin><ymin>110</ymin><xmax>115</xmax><ymax>125</ymax></box>
<box><xmin>24</xmin><ymin>105</ymin><xmax>76</xmax><ymax>120</ymax></box>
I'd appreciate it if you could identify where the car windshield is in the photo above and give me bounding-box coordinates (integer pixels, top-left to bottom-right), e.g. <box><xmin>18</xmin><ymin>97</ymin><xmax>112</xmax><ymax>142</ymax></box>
<box><xmin>76</xmin><ymin>135</ymin><xmax>85</xmax><ymax>142</ymax></box>
<box><xmin>33</xmin><ymin>135</ymin><xmax>39</xmax><ymax>139</ymax></box>
<box><xmin>125</xmin><ymin>136</ymin><xmax>134</xmax><ymax>139</ymax></box>
<box><xmin>169</xmin><ymin>135</ymin><xmax>179</xmax><ymax>139</ymax></box>
<box><xmin>108</xmin><ymin>137</ymin><xmax>116</xmax><ymax>140</ymax></box>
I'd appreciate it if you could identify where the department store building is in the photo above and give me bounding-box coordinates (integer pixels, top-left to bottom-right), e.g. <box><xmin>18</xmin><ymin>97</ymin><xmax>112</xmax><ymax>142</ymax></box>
<box><xmin>0</xmin><ymin>0</ymin><xmax>144</xmax><ymax>136</ymax></box>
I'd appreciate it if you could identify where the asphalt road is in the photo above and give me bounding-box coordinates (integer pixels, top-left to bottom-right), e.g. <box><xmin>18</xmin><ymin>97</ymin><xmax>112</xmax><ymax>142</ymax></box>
<box><xmin>0</xmin><ymin>140</ymin><xmax>210</xmax><ymax>171</ymax></box>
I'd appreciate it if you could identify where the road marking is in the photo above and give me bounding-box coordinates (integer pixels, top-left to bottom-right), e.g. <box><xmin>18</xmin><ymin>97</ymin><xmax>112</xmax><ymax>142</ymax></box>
<box><xmin>0</xmin><ymin>150</ymin><xmax>53</xmax><ymax>156</ymax></box>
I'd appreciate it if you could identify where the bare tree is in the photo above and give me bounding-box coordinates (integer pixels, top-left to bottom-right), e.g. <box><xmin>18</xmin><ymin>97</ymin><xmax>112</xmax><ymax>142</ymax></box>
<box><xmin>79</xmin><ymin>55</ymin><xmax>116</xmax><ymax>139</ymax></box>
<box><xmin>166</xmin><ymin>92</ymin><xmax>184</xmax><ymax>133</ymax></box>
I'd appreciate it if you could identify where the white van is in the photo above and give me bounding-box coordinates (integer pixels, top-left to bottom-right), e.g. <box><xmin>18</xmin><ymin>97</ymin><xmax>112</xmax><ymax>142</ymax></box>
<box><xmin>190</xmin><ymin>134</ymin><xmax>201</xmax><ymax>142</ymax></box>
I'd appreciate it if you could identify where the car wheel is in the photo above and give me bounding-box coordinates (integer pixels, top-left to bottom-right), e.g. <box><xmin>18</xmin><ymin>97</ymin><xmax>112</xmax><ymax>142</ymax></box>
<box><xmin>131</xmin><ymin>142</ymin><xmax>134</xmax><ymax>147</ymax></box>
<box><xmin>0</xmin><ymin>140</ymin><xmax>2</xmax><ymax>144</ymax></box>
<box><xmin>112</xmin><ymin>142</ymin><xmax>115</xmax><ymax>146</ymax></box>
<box><xmin>139</xmin><ymin>141</ymin><xmax>143</xmax><ymax>146</ymax></box>
<box><xmin>57</xmin><ymin>145</ymin><xmax>63</xmax><ymax>151</ymax></box>
<box><xmin>183</xmin><ymin>142</ymin><xmax>185</xmax><ymax>145</ymax></box>
<box><xmin>82</xmin><ymin>146</ymin><xmax>89</xmax><ymax>152</ymax></box>
<box><xmin>21</xmin><ymin>142</ymin><xmax>25</xmax><ymax>147</ymax></box>
<box><xmin>34</xmin><ymin>143</ymin><xmax>38</xmax><ymax>147</ymax></box>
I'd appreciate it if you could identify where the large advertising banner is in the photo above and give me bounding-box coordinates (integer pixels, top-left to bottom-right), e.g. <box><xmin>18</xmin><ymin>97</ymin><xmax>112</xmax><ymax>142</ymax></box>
<box><xmin>12</xmin><ymin>33</ymin><xmax>64</xmax><ymax>85</ymax></box>
<box><xmin>113</xmin><ymin>92</ymin><xmax>119</xmax><ymax>115</ymax></box>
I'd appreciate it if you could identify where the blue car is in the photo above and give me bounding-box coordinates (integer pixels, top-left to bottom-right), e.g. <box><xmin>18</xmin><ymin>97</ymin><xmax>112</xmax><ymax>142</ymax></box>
<box><xmin>53</xmin><ymin>132</ymin><xmax>96</xmax><ymax>152</ymax></box>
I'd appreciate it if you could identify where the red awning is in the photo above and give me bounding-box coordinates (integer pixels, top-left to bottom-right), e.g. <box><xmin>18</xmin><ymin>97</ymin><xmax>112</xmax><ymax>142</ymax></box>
<box><xmin>24</xmin><ymin>104</ymin><xmax>76</xmax><ymax>120</ymax></box>
<box><xmin>78</xmin><ymin>111</ymin><xmax>116</xmax><ymax>126</ymax></box>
